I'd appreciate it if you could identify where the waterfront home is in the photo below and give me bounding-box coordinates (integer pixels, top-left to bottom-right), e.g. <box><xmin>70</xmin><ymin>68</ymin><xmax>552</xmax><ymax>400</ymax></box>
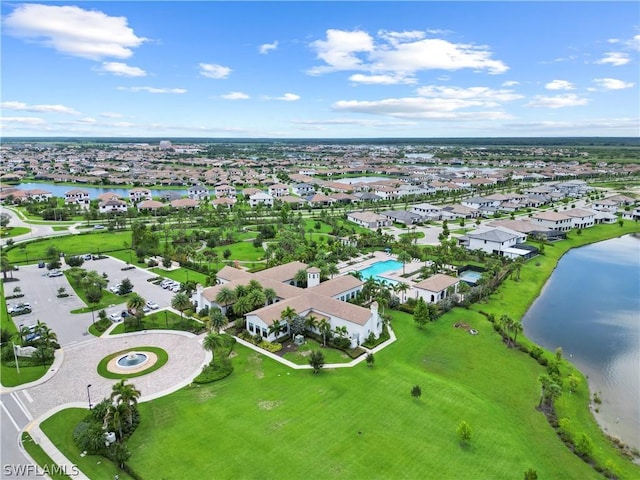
<box><xmin>413</xmin><ymin>274</ymin><xmax>460</xmax><ymax>303</ymax></box>
<box><xmin>532</xmin><ymin>211</ymin><xmax>572</xmax><ymax>232</ymax></box>
<box><xmin>214</xmin><ymin>185</ymin><xmax>236</xmax><ymax>198</ymax></box>
<box><xmin>463</xmin><ymin>226</ymin><xmax>528</xmax><ymax>258</ymax></box>
<box><xmin>592</xmin><ymin>199</ymin><xmax>618</xmax><ymax>213</ymax></box>
<box><xmin>346</xmin><ymin>211</ymin><xmax>392</xmax><ymax>229</ymax></box>
<box><xmin>171</xmin><ymin>198</ymin><xmax>199</xmax><ymax>209</ymax></box>
<box><xmin>64</xmin><ymin>189</ymin><xmax>90</xmax><ymax>209</ymax></box>
<box><xmin>25</xmin><ymin>189</ymin><xmax>53</xmax><ymax>202</ymax></box>
<box><xmin>137</xmin><ymin>200</ymin><xmax>164</xmax><ymax>212</ymax></box>
<box><xmin>129</xmin><ymin>188</ymin><xmax>152</xmax><ymax>204</ymax></box>
<box><xmin>622</xmin><ymin>207</ymin><xmax>640</xmax><ymax>221</ymax></box>
<box><xmin>564</xmin><ymin>208</ymin><xmax>596</xmax><ymax>229</ymax></box>
<box><xmin>211</xmin><ymin>197</ymin><xmax>236</xmax><ymax>208</ymax></box>
<box><xmin>188</xmin><ymin>185</ymin><xmax>210</xmax><ymax>201</ymax></box>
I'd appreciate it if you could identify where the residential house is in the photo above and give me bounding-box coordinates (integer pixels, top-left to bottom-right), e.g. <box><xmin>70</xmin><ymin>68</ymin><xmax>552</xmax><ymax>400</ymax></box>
<box><xmin>187</xmin><ymin>185</ymin><xmax>210</xmax><ymax>201</ymax></box>
<box><xmin>464</xmin><ymin>227</ymin><xmax>528</xmax><ymax>258</ymax></box>
<box><xmin>98</xmin><ymin>198</ymin><xmax>128</xmax><ymax>214</ymax></box>
<box><xmin>24</xmin><ymin>189</ymin><xmax>53</xmax><ymax>202</ymax></box>
<box><xmin>532</xmin><ymin>211</ymin><xmax>572</xmax><ymax>232</ymax></box>
<box><xmin>292</xmin><ymin>183</ymin><xmax>316</xmax><ymax>196</ymax></box>
<box><xmin>413</xmin><ymin>274</ymin><xmax>460</xmax><ymax>303</ymax></box>
<box><xmin>64</xmin><ymin>189</ymin><xmax>90</xmax><ymax>209</ymax></box>
<box><xmin>137</xmin><ymin>200</ymin><xmax>164</xmax><ymax>212</ymax></box>
<box><xmin>171</xmin><ymin>198</ymin><xmax>199</xmax><ymax>209</ymax></box>
<box><xmin>564</xmin><ymin>208</ymin><xmax>595</xmax><ymax>229</ymax></box>
<box><xmin>129</xmin><ymin>188</ymin><xmax>152</xmax><ymax>204</ymax></box>
<box><xmin>346</xmin><ymin>211</ymin><xmax>392</xmax><ymax>229</ymax></box>
<box><xmin>268</xmin><ymin>184</ymin><xmax>289</xmax><ymax>197</ymax></box>
<box><xmin>214</xmin><ymin>185</ymin><xmax>236</xmax><ymax>198</ymax></box>
<box><xmin>380</xmin><ymin>210</ymin><xmax>422</xmax><ymax>226</ymax></box>
<box><xmin>249</xmin><ymin>192</ymin><xmax>274</xmax><ymax>208</ymax></box>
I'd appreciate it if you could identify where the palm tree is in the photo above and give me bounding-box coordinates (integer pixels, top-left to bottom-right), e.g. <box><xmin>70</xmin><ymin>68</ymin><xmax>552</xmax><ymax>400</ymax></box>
<box><xmin>304</xmin><ymin>314</ymin><xmax>318</xmax><ymax>332</ymax></box>
<box><xmin>234</xmin><ymin>284</ymin><xmax>248</xmax><ymax>299</ymax></box>
<box><xmin>294</xmin><ymin>269</ymin><xmax>307</xmax><ymax>287</ymax></box>
<box><xmin>349</xmin><ymin>270</ymin><xmax>363</xmax><ymax>281</ymax></box>
<box><xmin>247</xmin><ymin>289</ymin><xmax>266</xmax><ymax>310</ymax></box>
<box><xmin>232</xmin><ymin>295</ymin><xmax>254</xmax><ymax>316</ymax></box>
<box><xmin>280</xmin><ymin>306</ymin><xmax>297</xmax><ymax>324</ymax></box>
<box><xmin>171</xmin><ymin>292</ymin><xmax>191</xmax><ymax>321</ymax></box>
<box><xmin>319</xmin><ymin>319</ymin><xmax>331</xmax><ymax>346</ymax></box>
<box><xmin>104</xmin><ymin>402</ymin><xmax>129</xmax><ymax>439</ymax></box>
<box><xmin>268</xmin><ymin>319</ymin><xmax>285</xmax><ymax>341</ymax></box>
<box><xmin>127</xmin><ymin>293</ymin><xmax>147</xmax><ymax>328</ymax></box>
<box><xmin>393</xmin><ymin>282</ymin><xmax>410</xmax><ymax>303</ymax></box>
<box><xmin>209</xmin><ymin>308</ymin><xmax>228</xmax><ymax>333</ymax></box>
<box><xmin>110</xmin><ymin>379</ymin><xmax>141</xmax><ymax>425</ymax></box>
<box><xmin>512</xmin><ymin>319</ymin><xmax>523</xmax><ymax>346</ymax></box>
<box><xmin>247</xmin><ymin>279</ymin><xmax>263</xmax><ymax>292</ymax></box>
<box><xmin>203</xmin><ymin>332</ymin><xmax>223</xmax><ymax>364</ymax></box>
<box><xmin>334</xmin><ymin>325</ymin><xmax>348</xmax><ymax>339</ymax></box>
<box><xmin>326</xmin><ymin>263</ymin><xmax>339</xmax><ymax>279</ymax></box>
<box><xmin>397</xmin><ymin>250</ymin><xmax>413</xmax><ymax>275</ymax></box>
<box><xmin>215</xmin><ymin>286</ymin><xmax>236</xmax><ymax>314</ymax></box>
<box><xmin>263</xmin><ymin>287</ymin><xmax>277</xmax><ymax>306</ymax></box>
<box><xmin>34</xmin><ymin>321</ymin><xmax>57</xmax><ymax>349</ymax></box>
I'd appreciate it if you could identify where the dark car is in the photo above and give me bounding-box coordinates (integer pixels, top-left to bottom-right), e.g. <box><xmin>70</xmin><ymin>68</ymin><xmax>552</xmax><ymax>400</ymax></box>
<box><xmin>38</xmin><ymin>261</ymin><xmax>45</xmax><ymax>268</ymax></box>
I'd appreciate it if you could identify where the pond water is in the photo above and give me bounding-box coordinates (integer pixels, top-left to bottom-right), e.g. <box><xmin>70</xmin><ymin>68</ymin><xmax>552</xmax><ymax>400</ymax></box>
<box><xmin>523</xmin><ymin>234</ymin><xmax>640</xmax><ymax>449</ymax></box>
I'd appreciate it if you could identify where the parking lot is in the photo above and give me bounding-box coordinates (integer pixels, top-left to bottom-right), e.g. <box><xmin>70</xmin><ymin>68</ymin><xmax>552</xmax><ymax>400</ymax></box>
<box><xmin>6</xmin><ymin>256</ymin><xmax>182</xmax><ymax>347</ymax></box>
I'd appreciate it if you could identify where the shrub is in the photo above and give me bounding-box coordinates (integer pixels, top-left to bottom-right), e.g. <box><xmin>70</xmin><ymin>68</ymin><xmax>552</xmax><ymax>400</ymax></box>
<box><xmin>147</xmin><ymin>259</ymin><xmax>158</xmax><ymax>267</ymax></box>
<box><xmin>575</xmin><ymin>433</ymin><xmax>594</xmax><ymax>459</ymax></box>
<box><xmin>258</xmin><ymin>341</ymin><xmax>282</xmax><ymax>353</ymax></box>
<box><xmin>193</xmin><ymin>362</ymin><xmax>233</xmax><ymax>384</ymax></box>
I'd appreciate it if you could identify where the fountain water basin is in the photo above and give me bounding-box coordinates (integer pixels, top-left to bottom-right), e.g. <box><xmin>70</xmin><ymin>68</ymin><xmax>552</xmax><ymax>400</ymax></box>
<box><xmin>116</xmin><ymin>352</ymin><xmax>149</xmax><ymax>368</ymax></box>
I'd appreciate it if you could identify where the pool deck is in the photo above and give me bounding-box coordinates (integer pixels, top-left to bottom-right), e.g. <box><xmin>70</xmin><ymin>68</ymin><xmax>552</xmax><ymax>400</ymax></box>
<box><xmin>337</xmin><ymin>251</ymin><xmax>424</xmax><ymax>286</ymax></box>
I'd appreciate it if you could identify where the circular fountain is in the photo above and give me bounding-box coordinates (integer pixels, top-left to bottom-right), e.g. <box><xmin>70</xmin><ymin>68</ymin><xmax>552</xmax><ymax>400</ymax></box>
<box><xmin>116</xmin><ymin>352</ymin><xmax>149</xmax><ymax>368</ymax></box>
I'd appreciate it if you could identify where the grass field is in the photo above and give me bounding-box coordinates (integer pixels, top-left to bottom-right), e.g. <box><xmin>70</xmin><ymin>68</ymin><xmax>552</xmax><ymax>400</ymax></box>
<box><xmin>282</xmin><ymin>337</ymin><xmax>353</xmax><ymax>365</ymax></box>
<box><xmin>207</xmin><ymin>240</ymin><xmax>265</xmax><ymax>262</ymax></box>
<box><xmin>6</xmin><ymin>231</ymin><xmax>132</xmax><ymax>264</ymax></box>
<box><xmin>1</xmin><ymin>226</ymin><xmax>30</xmax><ymax>238</ymax></box>
<box><xmin>21</xmin><ymin>433</ymin><xmax>71</xmax><ymax>480</ymax></box>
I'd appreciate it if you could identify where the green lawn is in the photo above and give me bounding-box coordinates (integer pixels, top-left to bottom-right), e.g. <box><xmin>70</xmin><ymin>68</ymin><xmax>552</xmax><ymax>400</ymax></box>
<box><xmin>1</xmin><ymin>226</ymin><xmax>30</xmax><ymax>238</ymax></box>
<box><xmin>6</xmin><ymin>231</ymin><xmax>133</xmax><ymax>264</ymax></box>
<box><xmin>108</xmin><ymin>310</ymin><xmax>204</xmax><ymax>335</ymax></box>
<box><xmin>64</xmin><ymin>272</ymin><xmax>129</xmax><ymax>313</ymax></box>
<box><xmin>21</xmin><ymin>433</ymin><xmax>71</xmax><ymax>480</ymax></box>
<box><xmin>148</xmin><ymin>267</ymin><xmax>208</xmax><ymax>285</ymax></box>
<box><xmin>208</xmin><ymin>240</ymin><xmax>265</xmax><ymax>262</ymax></box>
<box><xmin>282</xmin><ymin>337</ymin><xmax>352</xmax><ymax>365</ymax></box>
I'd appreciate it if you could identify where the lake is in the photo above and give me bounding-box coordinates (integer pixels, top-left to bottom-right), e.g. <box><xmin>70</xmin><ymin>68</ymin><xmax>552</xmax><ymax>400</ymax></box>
<box><xmin>523</xmin><ymin>234</ymin><xmax>640</xmax><ymax>450</ymax></box>
<box><xmin>12</xmin><ymin>182</ymin><xmax>190</xmax><ymax>199</ymax></box>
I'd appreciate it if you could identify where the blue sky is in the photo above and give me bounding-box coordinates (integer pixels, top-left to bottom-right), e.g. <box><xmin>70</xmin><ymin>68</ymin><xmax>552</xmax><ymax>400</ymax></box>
<box><xmin>1</xmin><ymin>1</ymin><xmax>638</xmax><ymax>138</ymax></box>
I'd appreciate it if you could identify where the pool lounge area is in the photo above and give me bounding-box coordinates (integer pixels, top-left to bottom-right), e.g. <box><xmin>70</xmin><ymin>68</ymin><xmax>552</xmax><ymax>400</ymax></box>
<box><xmin>357</xmin><ymin>259</ymin><xmax>403</xmax><ymax>284</ymax></box>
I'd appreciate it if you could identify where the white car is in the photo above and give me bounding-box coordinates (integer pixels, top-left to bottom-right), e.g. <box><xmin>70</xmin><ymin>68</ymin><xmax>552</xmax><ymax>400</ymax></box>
<box><xmin>48</xmin><ymin>270</ymin><xmax>63</xmax><ymax>277</ymax></box>
<box><xmin>108</xmin><ymin>313</ymin><xmax>122</xmax><ymax>322</ymax></box>
<box><xmin>108</xmin><ymin>283</ymin><xmax>122</xmax><ymax>294</ymax></box>
<box><xmin>146</xmin><ymin>301</ymin><xmax>159</xmax><ymax>310</ymax></box>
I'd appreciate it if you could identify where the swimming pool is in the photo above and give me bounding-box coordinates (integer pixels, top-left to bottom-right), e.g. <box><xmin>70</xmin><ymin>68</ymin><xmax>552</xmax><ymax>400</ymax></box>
<box><xmin>357</xmin><ymin>260</ymin><xmax>402</xmax><ymax>283</ymax></box>
<box><xmin>459</xmin><ymin>270</ymin><xmax>482</xmax><ymax>284</ymax></box>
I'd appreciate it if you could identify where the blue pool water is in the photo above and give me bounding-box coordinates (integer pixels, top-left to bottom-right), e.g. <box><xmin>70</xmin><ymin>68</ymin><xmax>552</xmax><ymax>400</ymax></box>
<box><xmin>459</xmin><ymin>270</ymin><xmax>482</xmax><ymax>284</ymax></box>
<box><xmin>357</xmin><ymin>260</ymin><xmax>402</xmax><ymax>283</ymax></box>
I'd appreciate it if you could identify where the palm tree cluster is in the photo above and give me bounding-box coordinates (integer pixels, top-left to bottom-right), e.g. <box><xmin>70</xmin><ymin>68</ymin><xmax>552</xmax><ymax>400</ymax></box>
<box><xmin>104</xmin><ymin>379</ymin><xmax>142</xmax><ymax>441</ymax></box>
<box><xmin>497</xmin><ymin>314</ymin><xmax>523</xmax><ymax>348</ymax></box>
<box><xmin>19</xmin><ymin>320</ymin><xmax>58</xmax><ymax>367</ymax></box>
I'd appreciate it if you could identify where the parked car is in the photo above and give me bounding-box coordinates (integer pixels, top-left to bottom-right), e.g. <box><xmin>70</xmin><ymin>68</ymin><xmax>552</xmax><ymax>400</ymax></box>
<box><xmin>108</xmin><ymin>312</ymin><xmax>122</xmax><ymax>322</ymax></box>
<box><xmin>93</xmin><ymin>224</ymin><xmax>104</xmax><ymax>230</ymax></box>
<box><xmin>38</xmin><ymin>261</ymin><xmax>45</xmax><ymax>268</ymax></box>
<box><xmin>83</xmin><ymin>254</ymin><xmax>93</xmax><ymax>261</ymax></box>
<box><xmin>160</xmin><ymin>280</ymin><xmax>173</xmax><ymax>289</ymax></box>
<box><xmin>108</xmin><ymin>283</ymin><xmax>122</xmax><ymax>294</ymax></box>
<box><xmin>146</xmin><ymin>301</ymin><xmax>159</xmax><ymax>310</ymax></box>
<box><xmin>8</xmin><ymin>303</ymin><xmax>32</xmax><ymax>315</ymax></box>
<box><xmin>48</xmin><ymin>269</ymin><xmax>63</xmax><ymax>277</ymax></box>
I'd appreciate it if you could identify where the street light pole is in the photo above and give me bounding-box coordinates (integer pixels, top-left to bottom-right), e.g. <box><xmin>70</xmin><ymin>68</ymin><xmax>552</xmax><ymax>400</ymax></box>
<box><xmin>12</xmin><ymin>343</ymin><xmax>20</xmax><ymax>375</ymax></box>
<box><xmin>87</xmin><ymin>384</ymin><xmax>92</xmax><ymax>410</ymax></box>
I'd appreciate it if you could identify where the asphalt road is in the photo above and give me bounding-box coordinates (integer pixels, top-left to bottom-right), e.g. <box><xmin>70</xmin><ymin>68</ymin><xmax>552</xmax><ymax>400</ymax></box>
<box><xmin>0</xmin><ymin>391</ymin><xmax>40</xmax><ymax>480</ymax></box>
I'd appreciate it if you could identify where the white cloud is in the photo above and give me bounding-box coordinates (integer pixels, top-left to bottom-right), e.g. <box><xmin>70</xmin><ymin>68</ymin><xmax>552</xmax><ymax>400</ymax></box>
<box><xmin>503</xmin><ymin>117</ymin><xmax>639</xmax><ymax>132</ymax></box>
<box><xmin>221</xmin><ymin>92</ymin><xmax>250</xmax><ymax>100</ymax></box>
<box><xmin>1</xmin><ymin>101</ymin><xmax>80</xmax><ymax>115</ymax></box>
<box><xmin>100</xmin><ymin>112</ymin><xmax>124</xmax><ymax>118</ymax></box>
<box><xmin>545</xmin><ymin>80</ymin><xmax>575</xmax><ymax>90</ymax></box>
<box><xmin>593</xmin><ymin>78</ymin><xmax>635</xmax><ymax>90</ymax></box>
<box><xmin>199</xmin><ymin>63</ymin><xmax>232</xmax><ymax>79</ymax></box>
<box><xmin>332</xmin><ymin>97</ymin><xmax>512</xmax><ymax>120</ymax></box>
<box><xmin>117</xmin><ymin>86</ymin><xmax>187</xmax><ymax>94</ymax></box>
<box><xmin>525</xmin><ymin>94</ymin><xmax>588</xmax><ymax>109</ymax></box>
<box><xmin>98</xmin><ymin>62</ymin><xmax>147</xmax><ymax>77</ymax></box>
<box><xmin>308</xmin><ymin>29</ymin><xmax>508</xmax><ymax>76</ymax></box>
<box><xmin>292</xmin><ymin>118</ymin><xmax>416</xmax><ymax>128</ymax></box>
<box><xmin>259</xmin><ymin>41</ymin><xmax>278</xmax><ymax>54</ymax></box>
<box><xmin>502</xmin><ymin>80</ymin><xmax>520</xmax><ymax>87</ymax></box>
<box><xmin>595</xmin><ymin>52</ymin><xmax>630</xmax><ymax>66</ymax></box>
<box><xmin>0</xmin><ymin>116</ymin><xmax>47</xmax><ymax>126</ymax></box>
<box><xmin>273</xmin><ymin>93</ymin><xmax>300</xmax><ymax>101</ymax></box>
<box><xmin>628</xmin><ymin>34</ymin><xmax>640</xmax><ymax>51</ymax></box>
<box><xmin>416</xmin><ymin>85</ymin><xmax>523</xmax><ymax>104</ymax></box>
<box><xmin>349</xmin><ymin>73</ymin><xmax>416</xmax><ymax>85</ymax></box>
<box><xmin>3</xmin><ymin>4</ymin><xmax>147</xmax><ymax>60</ymax></box>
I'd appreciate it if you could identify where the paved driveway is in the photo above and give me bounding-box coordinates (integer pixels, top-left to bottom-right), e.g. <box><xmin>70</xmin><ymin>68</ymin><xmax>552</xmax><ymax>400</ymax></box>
<box><xmin>6</xmin><ymin>258</ymin><xmax>181</xmax><ymax>347</ymax></box>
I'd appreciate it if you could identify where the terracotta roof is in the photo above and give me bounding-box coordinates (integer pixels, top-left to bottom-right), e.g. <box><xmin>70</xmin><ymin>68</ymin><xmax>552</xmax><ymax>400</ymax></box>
<box><xmin>309</xmin><ymin>275</ymin><xmax>363</xmax><ymax>297</ymax></box>
<box><xmin>258</xmin><ymin>261</ymin><xmax>308</xmax><ymax>283</ymax></box>
<box><xmin>533</xmin><ymin>211</ymin><xmax>571</xmax><ymax>221</ymax></box>
<box><xmin>414</xmin><ymin>274</ymin><xmax>460</xmax><ymax>293</ymax></box>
